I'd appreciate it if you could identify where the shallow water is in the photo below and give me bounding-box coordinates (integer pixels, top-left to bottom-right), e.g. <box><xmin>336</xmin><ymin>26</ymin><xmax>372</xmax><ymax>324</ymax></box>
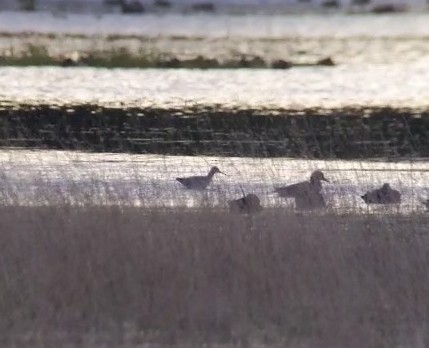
<box><xmin>1</xmin><ymin>149</ymin><xmax>428</xmax><ymax>212</ymax></box>
<box><xmin>1</xmin><ymin>64</ymin><xmax>428</xmax><ymax>109</ymax></box>
<box><xmin>0</xmin><ymin>12</ymin><xmax>428</xmax><ymax>209</ymax></box>
<box><xmin>1</xmin><ymin>12</ymin><xmax>429</xmax><ymax>108</ymax></box>
<box><xmin>1</xmin><ymin>12</ymin><xmax>429</xmax><ymax>38</ymax></box>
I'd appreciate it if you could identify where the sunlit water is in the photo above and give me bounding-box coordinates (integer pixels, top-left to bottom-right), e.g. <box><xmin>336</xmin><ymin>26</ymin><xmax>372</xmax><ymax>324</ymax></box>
<box><xmin>1</xmin><ymin>149</ymin><xmax>428</xmax><ymax>213</ymax></box>
<box><xmin>1</xmin><ymin>64</ymin><xmax>428</xmax><ymax>109</ymax></box>
<box><xmin>0</xmin><ymin>12</ymin><xmax>429</xmax><ymax>108</ymax></box>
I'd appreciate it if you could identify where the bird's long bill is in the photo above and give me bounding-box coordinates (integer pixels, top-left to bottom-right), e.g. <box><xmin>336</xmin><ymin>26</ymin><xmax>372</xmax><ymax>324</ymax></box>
<box><xmin>220</xmin><ymin>171</ymin><xmax>228</xmax><ymax>176</ymax></box>
<box><xmin>323</xmin><ymin>177</ymin><xmax>329</xmax><ymax>182</ymax></box>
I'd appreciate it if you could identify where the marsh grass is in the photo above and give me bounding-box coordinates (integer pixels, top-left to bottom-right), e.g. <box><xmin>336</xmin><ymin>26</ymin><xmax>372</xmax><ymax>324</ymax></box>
<box><xmin>1</xmin><ymin>45</ymin><xmax>53</xmax><ymax>66</ymax></box>
<box><xmin>1</xmin><ymin>204</ymin><xmax>429</xmax><ymax>347</ymax></box>
<box><xmin>0</xmin><ymin>44</ymin><xmax>330</xmax><ymax>69</ymax></box>
<box><xmin>0</xmin><ymin>104</ymin><xmax>427</xmax><ymax>159</ymax></box>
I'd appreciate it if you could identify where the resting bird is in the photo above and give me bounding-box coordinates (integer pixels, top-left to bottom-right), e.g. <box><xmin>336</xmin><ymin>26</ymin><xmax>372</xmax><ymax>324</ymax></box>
<box><xmin>176</xmin><ymin>166</ymin><xmax>226</xmax><ymax>190</ymax></box>
<box><xmin>229</xmin><ymin>193</ymin><xmax>262</xmax><ymax>214</ymax></box>
<box><xmin>361</xmin><ymin>183</ymin><xmax>401</xmax><ymax>204</ymax></box>
<box><xmin>274</xmin><ymin>170</ymin><xmax>329</xmax><ymax>210</ymax></box>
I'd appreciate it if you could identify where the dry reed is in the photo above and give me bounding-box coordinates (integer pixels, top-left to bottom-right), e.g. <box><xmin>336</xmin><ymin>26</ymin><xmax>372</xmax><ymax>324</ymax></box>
<box><xmin>0</xmin><ymin>205</ymin><xmax>428</xmax><ymax>347</ymax></box>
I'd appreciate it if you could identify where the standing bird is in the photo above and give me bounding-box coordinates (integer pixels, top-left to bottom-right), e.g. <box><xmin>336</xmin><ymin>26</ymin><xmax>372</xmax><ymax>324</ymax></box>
<box><xmin>274</xmin><ymin>170</ymin><xmax>329</xmax><ymax>210</ymax></box>
<box><xmin>176</xmin><ymin>166</ymin><xmax>226</xmax><ymax>190</ymax></box>
<box><xmin>361</xmin><ymin>183</ymin><xmax>401</xmax><ymax>204</ymax></box>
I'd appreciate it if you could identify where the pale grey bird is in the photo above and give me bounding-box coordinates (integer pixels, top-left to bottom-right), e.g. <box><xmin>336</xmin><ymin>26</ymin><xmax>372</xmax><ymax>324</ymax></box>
<box><xmin>361</xmin><ymin>183</ymin><xmax>401</xmax><ymax>204</ymax></box>
<box><xmin>229</xmin><ymin>193</ymin><xmax>262</xmax><ymax>214</ymax></box>
<box><xmin>274</xmin><ymin>170</ymin><xmax>329</xmax><ymax>210</ymax></box>
<box><xmin>176</xmin><ymin>166</ymin><xmax>226</xmax><ymax>190</ymax></box>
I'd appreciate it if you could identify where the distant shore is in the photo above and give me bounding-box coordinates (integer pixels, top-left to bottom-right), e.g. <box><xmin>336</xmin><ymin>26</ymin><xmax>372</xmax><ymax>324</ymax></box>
<box><xmin>1</xmin><ymin>31</ymin><xmax>336</xmax><ymax>69</ymax></box>
<box><xmin>0</xmin><ymin>32</ymin><xmax>427</xmax><ymax>68</ymax></box>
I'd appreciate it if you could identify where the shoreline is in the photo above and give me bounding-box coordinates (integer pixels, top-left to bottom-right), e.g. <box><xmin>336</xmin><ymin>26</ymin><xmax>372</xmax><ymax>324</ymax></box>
<box><xmin>0</xmin><ymin>30</ymin><xmax>428</xmax><ymax>68</ymax></box>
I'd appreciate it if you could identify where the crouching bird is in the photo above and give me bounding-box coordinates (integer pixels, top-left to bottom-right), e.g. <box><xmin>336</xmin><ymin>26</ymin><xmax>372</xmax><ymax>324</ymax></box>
<box><xmin>229</xmin><ymin>193</ymin><xmax>262</xmax><ymax>214</ymax></box>
<box><xmin>361</xmin><ymin>183</ymin><xmax>401</xmax><ymax>204</ymax></box>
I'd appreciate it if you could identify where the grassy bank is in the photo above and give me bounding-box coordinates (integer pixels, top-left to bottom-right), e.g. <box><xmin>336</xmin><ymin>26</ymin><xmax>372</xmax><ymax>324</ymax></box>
<box><xmin>0</xmin><ymin>205</ymin><xmax>428</xmax><ymax>347</ymax></box>
<box><xmin>0</xmin><ymin>44</ymin><xmax>334</xmax><ymax>69</ymax></box>
<box><xmin>0</xmin><ymin>33</ymin><xmax>337</xmax><ymax>69</ymax></box>
<box><xmin>0</xmin><ymin>104</ymin><xmax>427</xmax><ymax>158</ymax></box>
<box><xmin>0</xmin><ymin>31</ymin><xmax>426</xmax><ymax>67</ymax></box>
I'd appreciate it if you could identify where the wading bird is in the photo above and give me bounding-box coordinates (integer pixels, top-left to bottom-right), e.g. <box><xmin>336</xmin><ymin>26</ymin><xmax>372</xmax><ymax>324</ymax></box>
<box><xmin>176</xmin><ymin>166</ymin><xmax>226</xmax><ymax>190</ymax></box>
<box><xmin>361</xmin><ymin>183</ymin><xmax>401</xmax><ymax>204</ymax></box>
<box><xmin>274</xmin><ymin>170</ymin><xmax>329</xmax><ymax>210</ymax></box>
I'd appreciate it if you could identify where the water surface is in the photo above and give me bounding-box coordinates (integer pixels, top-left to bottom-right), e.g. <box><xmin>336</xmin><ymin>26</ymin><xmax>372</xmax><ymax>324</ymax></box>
<box><xmin>1</xmin><ymin>149</ymin><xmax>428</xmax><ymax>212</ymax></box>
<box><xmin>0</xmin><ymin>12</ymin><xmax>428</xmax><ymax>109</ymax></box>
<box><xmin>1</xmin><ymin>65</ymin><xmax>428</xmax><ymax>109</ymax></box>
<box><xmin>0</xmin><ymin>12</ymin><xmax>428</xmax><ymax>210</ymax></box>
<box><xmin>1</xmin><ymin>12</ymin><xmax>429</xmax><ymax>38</ymax></box>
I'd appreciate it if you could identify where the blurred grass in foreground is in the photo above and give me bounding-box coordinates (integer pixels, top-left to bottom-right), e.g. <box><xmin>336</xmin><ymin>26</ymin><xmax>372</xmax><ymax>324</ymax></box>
<box><xmin>1</xmin><ymin>205</ymin><xmax>429</xmax><ymax>347</ymax></box>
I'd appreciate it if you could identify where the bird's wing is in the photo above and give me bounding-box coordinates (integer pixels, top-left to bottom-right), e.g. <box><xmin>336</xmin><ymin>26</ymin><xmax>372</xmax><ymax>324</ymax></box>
<box><xmin>274</xmin><ymin>181</ymin><xmax>310</xmax><ymax>197</ymax></box>
<box><xmin>176</xmin><ymin>176</ymin><xmax>198</xmax><ymax>188</ymax></box>
<box><xmin>176</xmin><ymin>177</ymin><xmax>189</xmax><ymax>185</ymax></box>
<box><xmin>176</xmin><ymin>175</ymin><xmax>203</xmax><ymax>183</ymax></box>
<box><xmin>176</xmin><ymin>175</ymin><xmax>208</xmax><ymax>189</ymax></box>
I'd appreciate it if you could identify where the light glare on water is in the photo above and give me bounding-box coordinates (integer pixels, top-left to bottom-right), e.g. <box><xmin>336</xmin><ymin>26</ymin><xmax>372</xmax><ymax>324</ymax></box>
<box><xmin>1</xmin><ymin>12</ymin><xmax>428</xmax><ymax>108</ymax></box>
<box><xmin>1</xmin><ymin>64</ymin><xmax>429</xmax><ymax>109</ymax></box>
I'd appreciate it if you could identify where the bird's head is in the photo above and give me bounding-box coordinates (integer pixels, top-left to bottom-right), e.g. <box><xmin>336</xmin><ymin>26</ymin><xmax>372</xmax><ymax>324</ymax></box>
<box><xmin>310</xmin><ymin>170</ymin><xmax>329</xmax><ymax>183</ymax></box>
<box><xmin>381</xmin><ymin>183</ymin><xmax>391</xmax><ymax>191</ymax></box>
<box><xmin>210</xmin><ymin>166</ymin><xmax>227</xmax><ymax>176</ymax></box>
